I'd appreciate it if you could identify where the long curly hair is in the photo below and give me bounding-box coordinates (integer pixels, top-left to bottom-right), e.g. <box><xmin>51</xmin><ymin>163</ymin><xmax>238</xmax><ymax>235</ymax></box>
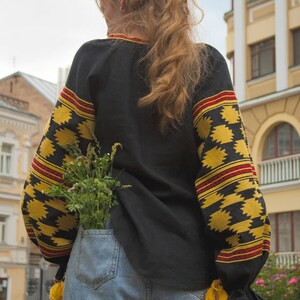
<box><xmin>98</xmin><ymin>0</ymin><xmax>209</xmax><ymax>134</ymax></box>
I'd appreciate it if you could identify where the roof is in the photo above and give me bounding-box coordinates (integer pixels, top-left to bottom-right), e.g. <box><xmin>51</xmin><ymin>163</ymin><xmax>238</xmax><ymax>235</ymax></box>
<box><xmin>0</xmin><ymin>71</ymin><xmax>57</xmax><ymax>104</ymax></box>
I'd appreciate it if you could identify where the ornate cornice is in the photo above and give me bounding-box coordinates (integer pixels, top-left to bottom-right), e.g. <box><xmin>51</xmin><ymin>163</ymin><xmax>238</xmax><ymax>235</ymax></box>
<box><xmin>0</xmin><ymin>111</ymin><xmax>38</xmax><ymax>132</ymax></box>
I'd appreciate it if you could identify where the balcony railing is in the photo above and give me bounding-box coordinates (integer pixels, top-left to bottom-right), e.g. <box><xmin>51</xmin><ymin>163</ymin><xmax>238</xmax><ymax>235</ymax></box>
<box><xmin>0</xmin><ymin>244</ymin><xmax>27</xmax><ymax>265</ymax></box>
<box><xmin>276</xmin><ymin>252</ymin><xmax>300</xmax><ymax>268</ymax></box>
<box><xmin>259</xmin><ymin>154</ymin><xmax>300</xmax><ymax>185</ymax></box>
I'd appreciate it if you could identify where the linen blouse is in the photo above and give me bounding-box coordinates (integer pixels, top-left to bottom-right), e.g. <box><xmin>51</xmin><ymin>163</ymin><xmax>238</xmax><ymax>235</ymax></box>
<box><xmin>21</xmin><ymin>34</ymin><xmax>270</xmax><ymax>298</ymax></box>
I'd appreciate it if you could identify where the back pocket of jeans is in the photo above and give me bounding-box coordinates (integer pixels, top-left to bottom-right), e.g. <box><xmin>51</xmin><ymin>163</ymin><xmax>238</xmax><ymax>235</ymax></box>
<box><xmin>76</xmin><ymin>229</ymin><xmax>120</xmax><ymax>290</ymax></box>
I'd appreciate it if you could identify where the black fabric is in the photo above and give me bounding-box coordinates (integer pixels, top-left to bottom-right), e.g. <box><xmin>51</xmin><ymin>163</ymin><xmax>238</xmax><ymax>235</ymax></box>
<box><xmin>65</xmin><ymin>39</ymin><xmax>218</xmax><ymax>289</ymax></box>
<box><xmin>22</xmin><ymin>37</ymin><xmax>269</xmax><ymax>296</ymax></box>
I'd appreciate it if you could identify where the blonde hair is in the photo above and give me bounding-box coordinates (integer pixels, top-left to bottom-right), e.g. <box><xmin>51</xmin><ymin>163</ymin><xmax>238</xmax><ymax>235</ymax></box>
<box><xmin>99</xmin><ymin>0</ymin><xmax>208</xmax><ymax>134</ymax></box>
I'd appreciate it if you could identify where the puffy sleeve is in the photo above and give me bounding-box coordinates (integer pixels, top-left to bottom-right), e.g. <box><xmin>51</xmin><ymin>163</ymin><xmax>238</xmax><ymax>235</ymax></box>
<box><xmin>193</xmin><ymin>45</ymin><xmax>271</xmax><ymax>299</ymax></box>
<box><xmin>21</xmin><ymin>43</ymin><xmax>96</xmax><ymax>275</ymax></box>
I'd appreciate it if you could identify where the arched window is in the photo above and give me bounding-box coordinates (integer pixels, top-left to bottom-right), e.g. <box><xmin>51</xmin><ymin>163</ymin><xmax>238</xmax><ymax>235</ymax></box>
<box><xmin>263</xmin><ymin>123</ymin><xmax>300</xmax><ymax>160</ymax></box>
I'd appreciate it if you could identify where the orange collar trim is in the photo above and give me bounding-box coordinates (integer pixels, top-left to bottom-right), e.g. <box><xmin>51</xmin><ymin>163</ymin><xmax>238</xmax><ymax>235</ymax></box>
<box><xmin>107</xmin><ymin>33</ymin><xmax>149</xmax><ymax>45</ymax></box>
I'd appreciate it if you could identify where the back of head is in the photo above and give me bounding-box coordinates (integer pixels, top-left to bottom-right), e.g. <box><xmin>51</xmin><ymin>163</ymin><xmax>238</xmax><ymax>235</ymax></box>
<box><xmin>99</xmin><ymin>0</ymin><xmax>209</xmax><ymax>134</ymax></box>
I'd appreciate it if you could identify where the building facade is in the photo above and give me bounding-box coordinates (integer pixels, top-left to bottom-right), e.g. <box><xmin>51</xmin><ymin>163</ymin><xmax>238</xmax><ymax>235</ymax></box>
<box><xmin>0</xmin><ymin>72</ymin><xmax>57</xmax><ymax>299</ymax></box>
<box><xmin>225</xmin><ymin>0</ymin><xmax>300</xmax><ymax>254</ymax></box>
<box><xmin>0</xmin><ymin>96</ymin><xmax>39</xmax><ymax>300</ymax></box>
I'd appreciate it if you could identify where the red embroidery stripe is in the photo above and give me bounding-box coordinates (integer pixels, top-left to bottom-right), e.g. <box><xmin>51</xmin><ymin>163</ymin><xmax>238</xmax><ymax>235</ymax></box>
<box><xmin>108</xmin><ymin>33</ymin><xmax>149</xmax><ymax>44</ymax></box>
<box><xmin>196</xmin><ymin>164</ymin><xmax>253</xmax><ymax>195</ymax></box>
<box><xmin>39</xmin><ymin>245</ymin><xmax>71</xmax><ymax>257</ymax></box>
<box><xmin>261</xmin><ymin>239</ymin><xmax>271</xmax><ymax>251</ymax></box>
<box><xmin>251</xmin><ymin>165</ymin><xmax>257</xmax><ymax>176</ymax></box>
<box><xmin>193</xmin><ymin>91</ymin><xmax>236</xmax><ymax>118</ymax></box>
<box><xmin>32</xmin><ymin>159</ymin><xmax>63</xmax><ymax>183</ymax></box>
<box><xmin>218</xmin><ymin>244</ymin><xmax>262</xmax><ymax>258</ymax></box>
<box><xmin>217</xmin><ymin>249</ymin><xmax>263</xmax><ymax>262</ymax></box>
<box><xmin>217</xmin><ymin>239</ymin><xmax>270</xmax><ymax>262</ymax></box>
<box><xmin>39</xmin><ymin>246</ymin><xmax>71</xmax><ymax>258</ymax></box>
<box><xmin>61</xmin><ymin>88</ymin><xmax>94</xmax><ymax>115</ymax></box>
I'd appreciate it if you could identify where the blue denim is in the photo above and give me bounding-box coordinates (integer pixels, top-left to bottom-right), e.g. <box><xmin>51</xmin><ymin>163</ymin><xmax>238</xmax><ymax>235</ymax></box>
<box><xmin>64</xmin><ymin>220</ymin><xmax>207</xmax><ymax>299</ymax></box>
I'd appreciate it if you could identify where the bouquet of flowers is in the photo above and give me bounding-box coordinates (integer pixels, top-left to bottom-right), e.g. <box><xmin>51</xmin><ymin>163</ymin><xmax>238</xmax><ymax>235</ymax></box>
<box><xmin>47</xmin><ymin>137</ymin><xmax>130</xmax><ymax>230</ymax></box>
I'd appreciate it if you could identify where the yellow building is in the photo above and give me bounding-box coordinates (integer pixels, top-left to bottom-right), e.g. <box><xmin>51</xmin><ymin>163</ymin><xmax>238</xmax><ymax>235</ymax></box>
<box><xmin>0</xmin><ymin>95</ymin><xmax>39</xmax><ymax>299</ymax></box>
<box><xmin>225</xmin><ymin>0</ymin><xmax>300</xmax><ymax>256</ymax></box>
<box><xmin>0</xmin><ymin>72</ymin><xmax>57</xmax><ymax>299</ymax></box>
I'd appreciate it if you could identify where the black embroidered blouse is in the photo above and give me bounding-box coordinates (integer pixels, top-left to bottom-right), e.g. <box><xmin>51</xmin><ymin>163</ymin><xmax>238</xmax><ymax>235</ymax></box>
<box><xmin>21</xmin><ymin>34</ymin><xmax>270</xmax><ymax>298</ymax></box>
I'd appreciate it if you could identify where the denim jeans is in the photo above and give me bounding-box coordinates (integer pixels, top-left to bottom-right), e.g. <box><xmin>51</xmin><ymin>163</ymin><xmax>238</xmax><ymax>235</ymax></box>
<box><xmin>64</xmin><ymin>220</ymin><xmax>207</xmax><ymax>300</ymax></box>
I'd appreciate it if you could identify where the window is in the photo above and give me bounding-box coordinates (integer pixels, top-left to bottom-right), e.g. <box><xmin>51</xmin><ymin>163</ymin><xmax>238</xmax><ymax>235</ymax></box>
<box><xmin>263</xmin><ymin>123</ymin><xmax>300</xmax><ymax>160</ymax></box>
<box><xmin>270</xmin><ymin>211</ymin><xmax>300</xmax><ymax>252</ymax></box>
<box><xmin>0</xmin><ymin>278</ymin><xmax>8</xmax><ymax>300</ymax></box>
<box><xmin>0</xmin><ymin>144</ymin><xmax>12</xmax><ymax>176</ymax></box>
<box><xmin>0</xmin><ymin>216</ymin><xmax>6</xmax><ymax>243</ymax></box>
<box><xmin>293</xmin><ymin>28</ymin><xmax>300</xmax><ymax>66</ymax></box>
<box><xmin>251</xmin><ymin>38</ymin><xmax>275</xmax><ymax>79</ymax></box>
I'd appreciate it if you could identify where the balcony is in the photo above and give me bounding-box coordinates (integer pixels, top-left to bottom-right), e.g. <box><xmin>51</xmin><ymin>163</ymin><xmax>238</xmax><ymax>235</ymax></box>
<box><xmin>0</xmin><ymin>244</ymin><xmax>27</xmax><ymax>266</ymax></box>
<box><xmin>259</xmin><ymin>154</ymin><xmax>300</xmax><ymax>186</ymax></box>
<box><xmin>276</xmin><ymin>252</ymin><xmax>300</xmax><ymax>268</ymax></box>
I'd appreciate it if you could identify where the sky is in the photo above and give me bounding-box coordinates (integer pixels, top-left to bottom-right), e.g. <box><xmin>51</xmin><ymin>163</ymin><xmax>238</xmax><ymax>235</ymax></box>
<box><xmin>0</xmin><ymin>0</ymin><xmax>231</xmax><ymax>84</ymax></box>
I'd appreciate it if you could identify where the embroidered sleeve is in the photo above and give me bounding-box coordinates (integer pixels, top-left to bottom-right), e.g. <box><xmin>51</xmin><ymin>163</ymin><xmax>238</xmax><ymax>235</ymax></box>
<box><xmin>193</xmin><ymin>45</ymin><xmax>271</xmax><ymax>297</ymax></box>
<box><xmin>21</xmin><ymin>44</ymin><xmax>96</xmax><ymax>266</ymax></box>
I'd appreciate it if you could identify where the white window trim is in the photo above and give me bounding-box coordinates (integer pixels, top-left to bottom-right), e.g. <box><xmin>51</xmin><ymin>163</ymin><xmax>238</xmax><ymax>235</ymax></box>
<box><xmin>249</xmin><ymin>0</ymin><xmax>274</xmax><ymax>23</ymax></box>
<box><xmin>0</xmin><ymin>206</ymin><xmax>17</xmax><ymax>246</ymax></box>
<box><xmin>0</xmin><ymin>132</ymin><xmax>20</xmax><ymax>179</ymax></box>
<box><xmin>0</xmin><ymin>217</ymin><xmax>6</xmax><ymax>244</ymax></box>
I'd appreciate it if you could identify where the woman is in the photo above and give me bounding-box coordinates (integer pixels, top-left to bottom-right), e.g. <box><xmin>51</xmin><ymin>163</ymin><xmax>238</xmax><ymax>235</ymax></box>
<box><xmin>21</xmin><ymin>0</ymin><xmax>270</xmax><ymax>299</ymax></box>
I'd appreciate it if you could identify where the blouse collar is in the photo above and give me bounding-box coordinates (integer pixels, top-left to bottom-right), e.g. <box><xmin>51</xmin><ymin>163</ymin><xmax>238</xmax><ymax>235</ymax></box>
<box><xmin>107</xmin><ymin>33</ymin><xmax>149</xmax><ymax>45</ymax></box>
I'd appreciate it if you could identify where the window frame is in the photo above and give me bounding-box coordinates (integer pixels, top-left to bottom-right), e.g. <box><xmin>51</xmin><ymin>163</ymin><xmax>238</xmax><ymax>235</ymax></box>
<box><xmin>0</xmin><ymin>143</ymin><xmax>13</xmax><ymax>176</ymax></box>
<box><xmin>262</xmin><ymin>123</ymin><xmax>300</xmax><ymax>160</ymax></box>
<box><xmin>0</xmin><ymin>216</ymin><xmax>6</xmax><ymax>243</ymax></box>
<box><xmin>270</xmin><ymin>211</ymin><xmax>300</xmax><ymax>252</ymax></box>
<box><xmin>250</xmin><ymin>38</ymin><xmax>276</xmax><ymax>79</ymax></box>
<box><xmin>293</xmin><ymin>28</ymin><xmax>300</xmax><ymax>66</ymax></box>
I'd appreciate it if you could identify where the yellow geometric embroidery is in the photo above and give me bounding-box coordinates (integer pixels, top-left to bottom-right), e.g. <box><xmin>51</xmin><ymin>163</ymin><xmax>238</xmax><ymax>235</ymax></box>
<box><xmin>220</xmin><ymin>193</ymin><xmax>244</xmax><ymax>209</ymax></box>
<box><xmin>54</xmin><ymin>128</ymin><xmax>79</xmax><ymax>148</ymax></box>
<box><xmin>34</xmin><ymin>181</ymin><xmax>51</xmax><ymax>194</ymax></box>
<box><xmin>77</xmin><ymin>120</ymin><xmax>95</xmax><ymax>140</ymax></box>
<box><xmin>242</xmin><ymin>198</ymin><xmax>263</xmax><ymax>219</ymax></box>
<box><xmin>50</xmin><ymin>237</ymin><xmax>72</xmax><ymax>247</ymax></box>
<box><xmin>45</xmin><ymin>199</ymin><xmax>69</xmax><ymax>214</ymax></box>
<box><xmin>209</xmin><ymin>210</ymin><xmax>232</xmax><ymax>232</ymax></box>
<box><xmin>196</xmin><ymin>117</ymin><xmax>212</xmax><ymax>139</ymax></box>
<box><xmin>52</xmin><ymin>105</ymin><xmax>72</xmax><ymax>125</ymax></box>
<box><xmin>37</xmin><ymin>221</ymin><xmax>58</xmax><ymax>236</ymax></box>
<box><xmin>63</xmin><ymin>154</ymin><xmax>76</xmax><ymax>164</ymax></box>
<box><xmin>56</xmin><ymin>215</ymin><xmax>77</xmax><ymax>231</ymax></box>
<box><xmin>203</xmin><ymin>146</ymin><xmax>227</xmax><ymax>169</ymax></box>
<box><xmin>39</xmin><ymin>138</ymin><xmax>56</xmax><ymax>158</ymax></box>
<box><xmin>211</xmin><ymin>125</ymin><xmax>234</xmax><ymax>144</ymax></box>
<box><xmin>234</xmin><ymin>179</ymin><xmax>255</xmax><ymax>193</ymax></box>
<box><xmin>197</xmin><ymin>143</ymin><xmax>205</xmax><ymax>158</ymax></box>
<box><xmin>249</xmin><ymin>226</ymin><xmax>265</xmax><ymax>239</ymax></box>
<box><xmin>202</xmin><ymin>192</ymin><xmax>224</xmax><ymax>209</ymax></box>
<box><xmin>26</xmin><ymin>201</ymin><xmax>47</xmax><ymax>221</ymax></box>
<box><xmin>234</xmin><ymin>140</ymin><xmax>249</xmax><ymax>158</ymax></box>
<box><xmin>226</xmin><ymin>235</ymin><xmax>240</xmax><ymax>247</ymax></box>
<box><xmin>221</xmin><ymin>106</ymin><xmax>240</xmax><ymax>124</ymax></box>
<box><xmin>24</xmin><ymin>183</ymin><xmax>36</xmax><ymax>199</ymax></box>
<box><xmin>230</xmin><ymin>219</ymin><xmax>252</xmax><ymax>234</ymax></box>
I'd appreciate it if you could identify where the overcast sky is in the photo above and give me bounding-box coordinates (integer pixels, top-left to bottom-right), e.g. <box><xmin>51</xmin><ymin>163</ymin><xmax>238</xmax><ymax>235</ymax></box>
<box><xmin>0</xmin><ymin>0</ymin><xmax>231</xmax><ymax>84</ymax></box>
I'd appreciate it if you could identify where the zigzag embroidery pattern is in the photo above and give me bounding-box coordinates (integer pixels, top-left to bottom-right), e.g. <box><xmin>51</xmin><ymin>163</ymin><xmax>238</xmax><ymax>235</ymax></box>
<box><xmin>21</xmin><ymin>86</ymin><xmax>96</xmax><ymax>260</ymax></box>
<box><xmin>193</xmin><ymin>89</ymin><xmax>271</xmax><ymax>263</ymax></box>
